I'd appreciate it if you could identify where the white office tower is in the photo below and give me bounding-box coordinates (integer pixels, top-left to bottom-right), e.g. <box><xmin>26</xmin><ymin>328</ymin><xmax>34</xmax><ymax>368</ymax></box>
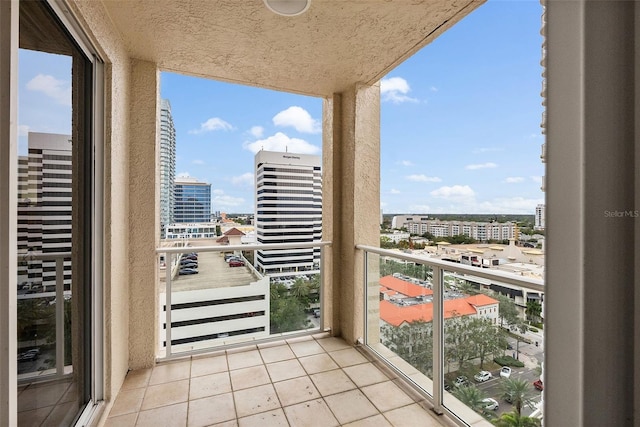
<box><xmin>535</xmin><ymin>204</ymin><xmax>545</xmax><ymax>230</ymax></box>
<box><xmin>17</xmin><ymin>132</ymin><xmax>73</xmax><ymax>291</ymax></box>
<box><xmin>254</xmin><ymin>151</ymin><xmax>322</xmax><ymax>277</ymax></box>
<box><xmin>159</xmin><ymin>99</ymin><xmax>176</xmax><ymax>238</ymax></box>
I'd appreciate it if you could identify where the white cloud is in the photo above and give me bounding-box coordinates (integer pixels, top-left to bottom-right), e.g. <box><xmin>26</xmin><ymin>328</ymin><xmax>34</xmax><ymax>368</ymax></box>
<box><xmin>398</xmin><ymin>160</ymin><xmax>413</xmax><ymax>167</ymax></box>
<box><xmin>430</xmin><ymin>86</ymin><xmax>438</xmax><ymax>92</ymax></box>
<box><xmin>26</xmin><ymin>74</ymin><xmax>71</xmax><ymax>106</ymax></box>
<box><xmin>249</xmin><ymin>126</ymin><xmax>264</xmax><ymax>138</ymax></box>
<box><xmin>212</xmin><ymin>189</ymin><xmax>225</xmax><ymax>195</ymax></box>
<box><xmin>189</xmin><ymin>117</ymin><xmax>234</xmax><ymax>134</ymax></box>
<box><xmin>390</xmin><ymin>188</ymin><xmax>401</xmax><ymax>194</ymax></box>
<box><xmin>430</xmin><ymin>185</ymin><xmax>476</xmax><ymax>202</ymax></box>
<box><xmin>231</xmin><ymin>172</ymin><xmax>254</xmax><ymax>186</ymax></box>
<box><xmin>504</xmin><ymin>177</ymin><xmax>524</xmax><ymax>183</ymax></box>
<box><xmin>18</xmin><ymin>125</ymin><xmax>30</xmax><ymax>137</ymax></box>
<box><xmin>243</xmin><ymin>132</ymin><xmax>320</xmax><ymax>155</ymax></box>
<box><xmin>465</xmin><ymin>162</ymin><xmax>498</xmax><ymax>170</ymax></box>
<box><xmin>409</xmin><ymin>204</ymin><xmax>431</xmax><ymax>213</ymax></box>
<box><xmin>192</xmin><ymin>159</ymin><xmax>205</xmax><ymax>165</ymax></box>
<box><xmin>212</xmin><ymin>193</ymin><xmax>245</xmax><ymax>208</ymax></box>
<box><xmin>530</xmin><ymin>175</ymin><xmax>543</xmax><ymax>183</ymax></box>
<box><xmin>272</xmin><ymin>106</ymin><xmax>320</xmax><ymax>134</ymax></box>
<box><xmin>380</xmin><ymin>77</ymin><xmax>418</xmax><ymax>104</ymax></box>
<box><xmin>406</xmin><ymin>174</ymin><xmax>441</xmax><ymax>183</ymax></box>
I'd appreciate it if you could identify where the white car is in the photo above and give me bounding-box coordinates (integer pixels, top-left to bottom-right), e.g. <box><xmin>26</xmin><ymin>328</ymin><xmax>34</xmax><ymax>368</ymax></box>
<box><xmin>500</xmin><ymin>366</ymin><xmax>512</xmax><ymax>378</ymax></box>
<box><xmin>482</xmin><ymin>398</ymin><xmax>499</xmax><ymax>411</ymax></box>
<box><xmin>474</xmin><ymin>370</ymin><xmax>492</xmax><ymax>382</ymax></box>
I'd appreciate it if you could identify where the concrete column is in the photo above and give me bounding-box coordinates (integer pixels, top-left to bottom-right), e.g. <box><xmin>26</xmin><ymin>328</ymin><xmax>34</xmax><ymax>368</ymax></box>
<box><xmin>128</xmin><ymin>59</ymin><xmax>159</xmax><ymax>369</ymax></box>
<box><xmin>0</xmin><ymin>1</ymin><xmax>18</xmax><ymax>425</ymax></box>
<box><xmin>324</xmin><ymin>83</ymin><xmax>380</xmax><ymax>344</ymax></box>
<box><xmin>546</xmin><ymin>1</ymin><xmax>637</xmax><ymax>425</ymax></box>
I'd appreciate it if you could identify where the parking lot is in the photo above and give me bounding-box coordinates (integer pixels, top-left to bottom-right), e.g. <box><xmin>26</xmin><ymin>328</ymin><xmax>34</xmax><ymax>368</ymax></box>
<box><xmin>160</xmin><ymin>250</ymin><xmax>259</xmax><ymax>292</ymax></box>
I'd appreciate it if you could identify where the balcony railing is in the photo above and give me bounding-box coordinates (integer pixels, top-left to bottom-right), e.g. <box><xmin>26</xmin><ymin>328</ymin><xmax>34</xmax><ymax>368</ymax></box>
<box><xmin>17</xmin><ymin>253</ymin><xmax>73</xmax><ymax>383</ymax></box>
<box><xmin>156</xmin><ymin>241</ymin><xmax>330</xmax><ymax>359</ymax></box>
<box><xmin>357</xmin><ymin>244</ymin><xmax>544</xmax><ymax>426</ymax></box>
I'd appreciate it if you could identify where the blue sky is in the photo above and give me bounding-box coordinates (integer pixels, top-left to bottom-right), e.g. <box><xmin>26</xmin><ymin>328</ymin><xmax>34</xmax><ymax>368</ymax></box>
<box><xmin>18</xmin><ymin>0</ymin><xmax>544</xmax><ymax>215</ymax></box>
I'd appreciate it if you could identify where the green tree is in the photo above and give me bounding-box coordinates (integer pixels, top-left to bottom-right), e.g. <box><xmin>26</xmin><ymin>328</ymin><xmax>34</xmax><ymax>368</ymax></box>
<box><xmin>500</xmin><ymin>378</ymin><xmax>538</xmax><ymax>416</ymax></box>
<box><xmin>525</xmin><ymin>301</ymin><xmax>542</xmax><ymax>323</ymax></box>
<box><xmin>493</xmin><ymin>293</ymin><xmax>520</xmax><ymax>327</ymax></box>
<box><xmin>470</xmin><ymin>318</ymin><xmax>507</xmax><ymax>369</ymax></box>
<box><xmin>445</xmin><ymin>315</ymin><xmax>476</xmax><ymax>372</ymax></box>
<box><xmin>381</xmin><ymin>321</ymin><xmax>433</xmax><ymax>375</ymax></box>
<box><xmin>492</xmin><ymin>411</ymin><xmax>541</xmax><ymax>427</ymax></box>
<box><xmin>452</xmin><ymin>385</ymin><xmax>493</xmax><ymax>417</ymax></box>
<box><xmin>380</xmin><ymin>236</ymin><xmax>395</xmax><ymax>249</ymax></box>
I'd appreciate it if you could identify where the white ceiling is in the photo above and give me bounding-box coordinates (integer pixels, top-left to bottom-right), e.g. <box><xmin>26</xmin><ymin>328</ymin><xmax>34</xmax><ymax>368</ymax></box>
<box><xmin>101</xmin><ymin>0</ymin><xmax>483</xmax><ymax>97</ymax></box>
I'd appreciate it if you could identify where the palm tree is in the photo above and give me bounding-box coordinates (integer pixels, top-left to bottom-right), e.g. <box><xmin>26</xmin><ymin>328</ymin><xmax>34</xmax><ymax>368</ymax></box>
<box><xmin>500</xmin><ymin>378</ymin><xmax>537</xmax><ymax>416</ymax></box>
<box><xmin>493</xmin><ymin>411</ymin><xmax>541</xmax><ymax>427</ymax></box>
<box><xmin>452</xmin><ymin>385</ymin><xmax>489</xmax><ymax>415</ymax></box>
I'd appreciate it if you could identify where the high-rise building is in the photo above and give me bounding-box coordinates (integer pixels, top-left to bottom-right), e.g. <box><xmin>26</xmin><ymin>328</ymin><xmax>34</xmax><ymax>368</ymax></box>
<box><xmin>17</xmin><ymin>132</ymin><xmax>73</xmax><ymax>290</ymax></box>
<box><xmin>159</xmin><ymin>99</ymin><xmax>176</xmax><ymax>238</ymax></box>
<box><xmin>254</xmin><ymin>150</ymin><xmax>322</xmax><ymax>277</ymax></box>
<box><xmin>174</xmin><ymin>176</ymin><xmax>212</xmax><ymax>223</ymax></box>
<box><xmin>535</xmin><ymin>204</ymin><xmax>545</xmax><ymax>230</ymax></box>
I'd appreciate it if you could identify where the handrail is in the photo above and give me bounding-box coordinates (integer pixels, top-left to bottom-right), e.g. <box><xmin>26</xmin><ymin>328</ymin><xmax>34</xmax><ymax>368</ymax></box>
<box><xmin>156</xmin><ymin>241</ymin><xmax>332</xmax><ymax>254</ymax></box>
<box><xmin>356</xmin><ymin>244</ymin><xmax>544</xmax><ymax>292</ymax></box>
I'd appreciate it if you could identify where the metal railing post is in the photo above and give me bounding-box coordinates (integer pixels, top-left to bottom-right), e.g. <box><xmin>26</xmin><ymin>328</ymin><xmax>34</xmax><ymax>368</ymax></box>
<box><xmin>165</xmin><ymin>252</ymin><xmax>172</xmax><ymax>357</ymax></box>
<box><xmin>55</xmin><ymin>256</ymin><xmax>65</xmax><ymax>375</ymax></box>
<box><xmin>362</xmin><ymin>249</ymin><xmax>368</xmax><ymax>345</ymax></box>
<box><xmin>431</xmin><ymin>265</ymin><xmax>444</xmax><ymax>415</ymax></box>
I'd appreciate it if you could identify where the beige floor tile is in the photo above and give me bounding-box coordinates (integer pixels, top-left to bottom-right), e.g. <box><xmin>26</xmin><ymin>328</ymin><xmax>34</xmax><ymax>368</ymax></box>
<box><xmin>343</xmin><ymin>414</ymin><xmax>393</xmax><ymax>427</ymax></box>
<box><xmin>141</xmin><ymin>379</ymin><xmax>189</xmax><ymax>411</ymax></box>
<box><xmin>329</xmin><ymin>348</ymin><xmax>368</xmax><ymax>367</ymax></box>
<box><xmin>43</xmin><ymin>400</ymin><xmax>80</xmax><ymax>426</ymax></box>
<box><xmin>136</xmin><ymin>402</ymin><xmax>188</xmax><ymax>427</ymax></box>
<box><xmin>211</xmin><ymin>420</ymin><xmax>238</xmax><ymax>427</ymax></box>
<box><xmin>148</xmin><ymin>360</ymin><xmax>191</xmax><ymax>385</ymax></box>
<box><xmin>298</xmin><ymin>353</ymin><xmax>339</xmax><ymax>374</ymax></box>
<box><xmin>187</xmin><ymin>393</ymin><xmax>236</xmax><ymax>427</ymax></box>
<box><xmin>324</xmin><ymin>389</ymin><xmax>379</xmax><ymax>424</ymax></box>
<box><xmin>17</xmin><ymin>406</ymin><xmax>52</xmax><ymax>426</ymax></box>
<box><xmin>288</xmin><ymin>339</ymin><xmax>325</xmax><ymax>357</ymax></box>
<box><xmin>104</xmin><ymin>412</ymin><xmax>138</xmax><ymax>427</ymax></box>
<box><xmin>191</xmin><ymin>354</ymin><xmax>228</xmax><ymax>378</ymax></box>
<box><xmin>226</xmin><ymin>344</ymin><xmax>257</xmax><ymax>354</ymax></box>
<box><xmin>258</xmin><ymin>345</ymin><xmax>295</xmax><ymax>363</ymax></box>
<box><xmin>233</xmin><ymin>384</ymin><xmax>280</xmax><ymax>418</ymax></box>
<box><xmin>109</xmin><ymin>387</ymin><xmax>145</xmax><ymax>417</ymax></box>
<box><xmin>316</xmin><ymin>337</ymin><xmax>352</xmax><ymax>352</ymax></box>
<box><xmin>227</xmin><ymin>349</ymin><xmax>263</xmax><ymax>370</ymax></box>
<box><xmin>283</xmin><ymin>398</ymin><xmax>339</xmax><ymax>427</ymax></box>
<box><xmin>122</xmin><ymin>368</ymin><xmax>152</xmax><ymax>390</ymax></box>
<box><xmin>273</xmin><ymin>376</ymin><xmax>320</xmax><ymax>406</ymax></box>
<box><xmin>189</xmin><ymin>371</ymin><xmax>231</xmax><ymax>400</ymax></box>
<box><xmin>230</xmin><ymin>365</ymin><xmax>271</xmax><ymax>391</ymax></box>
<box><xmin>361</xmin><ymin>381</ymin><xmax>415</xmax><ymax>412</ymax></box>
<box><xmin>238</xmin><ymin>408</ymin><xmax>289</xmax><ymax>427</ymax></box>
<box><xmin>18</xmin><ymin>381</ymin><xmax>69</xmax><ymax>411</ymax></box>
<box><xmin>343</xmin><ymin>363</ymin><xmax>389</xmax><ymax>387</ymax></box>
<box><xmin>265</xmin><ymin>359</ymin><xmax>306</xmax><ymax>382</ymax></box>
<box><xmin>309</xmin><ymin>369</ymin><xmax>356</xmax><ymax>396</ymax></box>
<box><xmin>59</xmin><ymin>380</ymin><xmax>79</xmax><ymax>403</ymax></box>
<box><xmin>382</xmin><ymin>403</ymin><xmax>441</xmax><ymax>427</ymax></box>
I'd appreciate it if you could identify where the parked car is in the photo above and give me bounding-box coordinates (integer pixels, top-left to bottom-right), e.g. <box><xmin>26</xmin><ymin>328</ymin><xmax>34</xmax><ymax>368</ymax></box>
<box><xmin>482</xmin><ymin>398</ymin><xmax>499</xmax><ymax>411</ymax></box>
<box><xmin>180</xmin><ymin>261</ymin><xmax>198</xmax><ymax>269</ymax></box>
<box><xmin>474</xmin><ymin>371</ymin><xmax>493</xmax><ymax>382</ymax></box>
<box><xmin>313</xmin><ymin>308</ymin><xmax>320</xmax><ymax>318</ymax></box>
<box><xmin>179</xmin><ymin>268</ymin><xmax>198</xmax><ymax>275</ymax></box>
<box><xmin>229</xmin><ymin>260</ymin><xmax>244</xmax><ymax>267</ymax></box>
<box><xmin>454</xmin><ymin>376</ymin><xmax>468</xmax><ymax>387</ymax></box>
<box><xmin>533</xmin><ymin>379</ymin><xmax>544</xmax><ymax>390</ymax></box>
<box><xmin>500</xmin><ymin>366</ymin><xmax>512</xmax><ymax>378</ymax></box>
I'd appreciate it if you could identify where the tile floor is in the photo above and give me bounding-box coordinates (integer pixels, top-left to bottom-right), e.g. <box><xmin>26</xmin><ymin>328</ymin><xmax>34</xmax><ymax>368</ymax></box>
<box><xmin>104</xmin><ymin>334</ymin><xmax>448</xmax><ymax>427</ymax></box>
<box><xmin>17</xmin><ymin>377</ymin><xmax>80</xmax><ymax>426</ymax></box>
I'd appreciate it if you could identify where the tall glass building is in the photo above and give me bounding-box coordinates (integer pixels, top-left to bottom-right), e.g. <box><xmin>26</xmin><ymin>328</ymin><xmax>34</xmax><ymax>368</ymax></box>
<box><xmin>174</xmin><ymin>177</ymin><xmax>212</xmax><ymax>223</ymax></box>
<box><xmin>159</xmin><ymin>99</ymin><xmax>176</xmax><ymax>238</ymax></box>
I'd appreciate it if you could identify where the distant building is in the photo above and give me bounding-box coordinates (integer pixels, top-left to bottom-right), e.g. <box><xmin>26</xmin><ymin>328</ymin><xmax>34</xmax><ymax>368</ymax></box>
<box><xmin>159</xmin><ymin>99</ymin><xmax>176</xmax><ymax>238</ymax></box>
<box><xmin>174</xmin><ymin>176</ymin><xmax>211</xmax><ymax>223</ymax></box>
<box><xmin>254</xmin><ymin>150</ymin><xmax>322</xmax><ymax>277</ymax></box>
<box><xmin>17</xmin><ymin>132</ymin><xmax>73</xmax><ymax>291</ymax></box>
<box><xmin>165</xmin><ymin>223</ymin><xmax>218</xmax><ymax>239</ymax></box>
<box><xmin>535</xmin><ymin>204</ymin><xmax>545</xmax><ymax>230</ymax></box>
<box><xmin>392</xmin><ymin>217</ymin><xmax>516</xmax><ymax>242</ymax></box>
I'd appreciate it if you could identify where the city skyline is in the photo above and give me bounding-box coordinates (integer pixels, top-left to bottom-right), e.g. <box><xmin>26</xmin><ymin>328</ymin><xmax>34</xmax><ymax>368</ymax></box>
<box><xmin>18</xmin><ymin>0</ymin><xmax>544</xmax><ymax>215</ymax></box>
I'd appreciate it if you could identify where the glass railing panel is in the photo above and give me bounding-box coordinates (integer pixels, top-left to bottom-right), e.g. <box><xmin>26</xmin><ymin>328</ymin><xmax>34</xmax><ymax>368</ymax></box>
<box><xmin>365</xmin><ymin>252</ymin><xmax>434</xmax><ymax>395</ymax></box>
<box><xmin>158</xmin><ymin>242</ymin><xmax>326</xmax><ymax>358</ymax></box>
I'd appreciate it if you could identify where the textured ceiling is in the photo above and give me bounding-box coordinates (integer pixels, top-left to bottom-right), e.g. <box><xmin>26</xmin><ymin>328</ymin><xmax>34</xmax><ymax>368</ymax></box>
<box><xmin>101</xmin><ymin>0</ymin><xmax>483</xmax><ymax>97</ymax></box>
